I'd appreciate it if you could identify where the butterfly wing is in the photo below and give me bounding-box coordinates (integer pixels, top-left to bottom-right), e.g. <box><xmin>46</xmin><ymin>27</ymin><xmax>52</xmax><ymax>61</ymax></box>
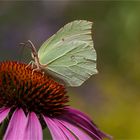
<box><xmin>38</xmin><ymin>20</ymin><xmax>98</xmax><ymax>86</ymax></box>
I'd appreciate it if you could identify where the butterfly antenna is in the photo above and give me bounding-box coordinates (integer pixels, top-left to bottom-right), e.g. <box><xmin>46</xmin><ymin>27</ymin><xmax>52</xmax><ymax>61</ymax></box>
<box><xmin>19</xmin><ymin>40</ymin><xmax>38</xmax><ymax>58</ymax></box>
<box><xmin>26</xmin><ymin>40</ymin><xmax>37</xmax><ymax>57</ymax></box>
<box><xmin>26</xmin><ymin>40</ymin><xmax>41</xmax><ymax>69</ymax></box>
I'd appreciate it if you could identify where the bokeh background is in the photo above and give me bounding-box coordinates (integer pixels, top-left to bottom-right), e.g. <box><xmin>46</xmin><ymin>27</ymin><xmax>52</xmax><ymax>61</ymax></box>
<box><xmin>0</xmin><ymin>1</ymin><xmax>140</xmax><ymax>139</ymax></box>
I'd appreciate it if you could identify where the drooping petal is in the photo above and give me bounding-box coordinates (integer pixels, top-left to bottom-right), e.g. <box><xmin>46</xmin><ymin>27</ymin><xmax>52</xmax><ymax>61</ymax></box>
<box><xmin>0</xmin><ymin>108</ymin><xmax>10</xmax><ymax>123</ymax></box>
<box><xmin>61</xmin><ymin>114</ymin><xmax>101</xmax><ymax>140</ymax></box>
<box><xmin>63</xmin><ymin>107</ymin><xmax>101</xmax><ymax>139</ymax></box>
<box><xmin>63</xmin><ymin>107</ymin><xmax>112</xmax><ymax>140</ymax></box>
<box><xmin>24</xmin><ymin>112</ymin><xmax>42</xmax><ymax>140</ymax></box>
<box><xmin>58</xmin><ymin>119</ymin><xmax>93</xmax><ymax>140</ymax></box>
<box><xmin>4</xmin><ymin>109</ymin><xmax>28</xmax><ymax>140</ymax></box>
<box><xmin>53</xmin><ymin>118</ymin><xmax>76</xmax><ymax>140</ymax></box>
<box><xmin>43</xmin><ymin>115</ymin><xmax>67</xmax><ymax>140</ymax></box>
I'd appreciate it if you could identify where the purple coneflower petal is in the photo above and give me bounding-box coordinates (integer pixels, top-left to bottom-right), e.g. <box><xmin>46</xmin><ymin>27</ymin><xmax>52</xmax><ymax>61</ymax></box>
<box><xmin>53</xmin><ymin>118</ymin><xmax>76</xmax><ymax>140</ymax></box>
<box><xmin>62</xmin><ymin>114</ymin><xmax>101</xmax><ymax>140</ymax></box>
<box><xmin>43</xmin><ymin>116</ymin><xmax>68</xmax><ymax>140</ymax></box>
<box><xmin>63</xmin><ymin>107</ymin><xmax>102</xmax><ymax>139</ymax></box>
<box><xmin>4</xmin><ymin>109</ymin><xmax>28</xmax><ymax>140</ymax></box>
<box><xmin>58</xmin><ymin>119</ymin><xmax>93</xmax><ymax>140</ymax></box>
<box><xmin>65</xmin><ymin>107</ymin><xmax>112</xmax><ymax>139</ymax></box>
<box><xmin>24</xmin><ymin>112</ymin><xmax>42</xmax><ymax>140</ymax></box>
<box><xmin>66</xmin><ymin>107</ymin><xmax>100</xmax><ymax>130</ymax></box>
<box><xmin>0</xmin><ymin>108</ymin><xmax>10</xmax><ymax>123</ymax></box>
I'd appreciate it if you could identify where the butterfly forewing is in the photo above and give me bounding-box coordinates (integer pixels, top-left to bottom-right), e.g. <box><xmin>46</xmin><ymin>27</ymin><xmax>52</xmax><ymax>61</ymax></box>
<box><xmin>38</xmin><ymin>20</ymin><xmax>98</xmax><ymax>86</ymax></box>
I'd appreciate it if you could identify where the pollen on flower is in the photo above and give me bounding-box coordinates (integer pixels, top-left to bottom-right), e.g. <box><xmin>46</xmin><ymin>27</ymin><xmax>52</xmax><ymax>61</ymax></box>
<box><xmin>0</xmin><ymin>61</ymin><xmax>68</xmax><ymax>116</ymax></box>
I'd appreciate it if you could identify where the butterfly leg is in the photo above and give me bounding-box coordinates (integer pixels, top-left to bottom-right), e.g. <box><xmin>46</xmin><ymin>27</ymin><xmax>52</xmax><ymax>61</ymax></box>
<box><xmin>26</xmin><ymin>60</ymin><xmax>35</xmax><ymax>69</ymax></box>
<box><xmin>32</xmin><ymin>67</ymin><xmax>42</xmax><ymax>75</ymax></box>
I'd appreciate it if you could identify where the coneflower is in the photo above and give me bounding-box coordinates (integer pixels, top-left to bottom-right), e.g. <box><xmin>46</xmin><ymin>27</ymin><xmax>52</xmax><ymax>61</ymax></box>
<box><xmin>0</xmin><ymin>61</ymin><xmax>112</xmax><ymax>140</ymax></box>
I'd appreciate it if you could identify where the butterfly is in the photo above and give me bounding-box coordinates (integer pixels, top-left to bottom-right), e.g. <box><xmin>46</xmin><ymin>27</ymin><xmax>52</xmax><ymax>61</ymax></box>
<box><xmin>24</xmin><ymin>20</ymin><xmax>98</xmax><ymax>87</ymax></box>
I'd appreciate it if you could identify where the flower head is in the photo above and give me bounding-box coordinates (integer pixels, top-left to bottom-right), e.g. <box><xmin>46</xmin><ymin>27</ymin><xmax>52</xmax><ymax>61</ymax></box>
<box><xmin>0</xmin><ymin>61</ymin><xmax>112</xmax><ymax>140</ymax></box>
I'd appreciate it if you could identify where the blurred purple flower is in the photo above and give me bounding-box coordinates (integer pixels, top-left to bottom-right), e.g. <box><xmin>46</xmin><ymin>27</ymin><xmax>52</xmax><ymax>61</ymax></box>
<box><xmin>0</xmin><ymin>61</ymin><xmax>112</xmax><ymax>140</ymax></box>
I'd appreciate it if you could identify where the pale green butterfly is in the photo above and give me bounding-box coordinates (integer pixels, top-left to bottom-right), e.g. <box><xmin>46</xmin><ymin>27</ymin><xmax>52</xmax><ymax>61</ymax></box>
<box><xmin>25</xmin><ymin>20</ymin><xmax>98</xmax><ymax>87</ymax></box>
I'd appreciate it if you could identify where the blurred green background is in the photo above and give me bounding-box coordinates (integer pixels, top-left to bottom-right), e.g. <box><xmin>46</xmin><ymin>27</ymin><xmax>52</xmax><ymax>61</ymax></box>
<box><xmin>0</xmin><ymin>1</ymin><xmax>140</xmax><ymax>139</ymax></box>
